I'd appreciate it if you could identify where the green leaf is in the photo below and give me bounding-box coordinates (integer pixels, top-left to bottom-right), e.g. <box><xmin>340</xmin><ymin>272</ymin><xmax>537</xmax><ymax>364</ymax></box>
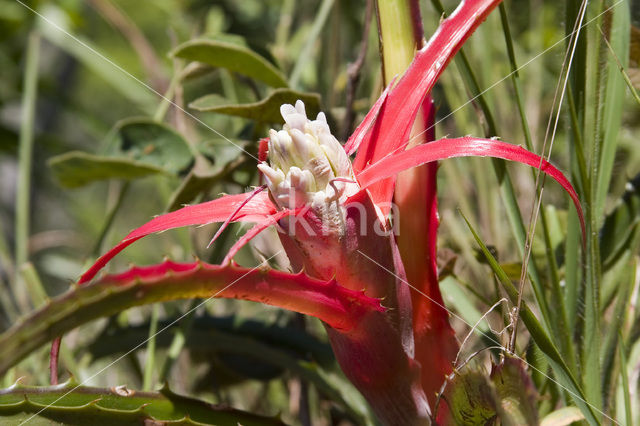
<box><xmin>48</xmin><ymin>151</ymin><xmax>167</xmax><ymax>189</ymax></box>
<box><xmin>490</xmin><ymin>357</ymin><xmax>539</xmax><ymax>425</ymax></box>
<box><xmin>48</xmin><ymin>119</ymin><xmax>193</xmax><ymax>188</ymax></box>
<box><xmin>189</xmin><ymin>89</ymin><xmax>321</xmax><ymax>123</ymax></box>
<box><xmin>596</xmin><ymin>2</ymin><xmax>631</xmax><ymax>219</ymax></box>
<box><xmin>0</xmin><ymin>381</ymin><xmax>285</xmax><ymax>425</ymax></box>
<box><xmin>116</xmin><ymin>118</ymin><xmax>193</xmax><ymax>173</ymax></box>
<box><xmin>171</xmin><ymin>39</ymin><xmax>288</xmax><ymax>88</ymax></box>
<box><xmin>540</xmin><ymin>407</ymin><xmax>585</xmax><ymax>426</ymax></box>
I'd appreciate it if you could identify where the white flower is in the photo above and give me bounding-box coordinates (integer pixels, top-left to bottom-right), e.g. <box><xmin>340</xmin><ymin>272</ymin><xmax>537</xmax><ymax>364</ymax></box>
<box><xmin>258</xmin><ymin>100</ymin><xmax>358</xmax><ymax>211</ymax></box>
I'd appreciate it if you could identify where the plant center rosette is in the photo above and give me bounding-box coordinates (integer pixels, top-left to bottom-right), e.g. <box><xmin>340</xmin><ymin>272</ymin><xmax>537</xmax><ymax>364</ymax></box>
<box><xmin>258</xmin><ymin>102</ymin><xmax>397</xmax><ymax>298</ymax></box>
<box><xmin>257</xmin><ymin>101</ymin><xmax>429</xmax><ymax>422</ymax></box>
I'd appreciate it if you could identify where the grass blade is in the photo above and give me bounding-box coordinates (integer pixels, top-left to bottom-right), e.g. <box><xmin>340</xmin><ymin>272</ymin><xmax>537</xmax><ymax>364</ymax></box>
<box><xmin>618</xmin><ymin>331</ymin><xmax>633</xmax><ymax>425</ymax></box>
<box><xmin>15</xmin><ymin>31</ymin><xmax>40</xmax><ymax>315</ymax></box>
<box><xmin>289</xmin><ymin>0</ymin><xmax>335</xmax><ymax>88</ymax></box>
<box><xmin>142</xmin><ymin>304</ymin><xmax>160</xmax><ymax>391</ymax></box>
<box><xmin>595</xmin><ymin>2</ymin><xmax>630</xmax><ymax>218</ymax></box>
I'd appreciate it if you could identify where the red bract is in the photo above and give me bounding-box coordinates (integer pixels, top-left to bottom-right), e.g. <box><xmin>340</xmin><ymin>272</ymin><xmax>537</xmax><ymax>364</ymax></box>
<box><xmin>70</xmin><ymin>0</ymin><xmax>585</xmax><ymax>424</ymax></box>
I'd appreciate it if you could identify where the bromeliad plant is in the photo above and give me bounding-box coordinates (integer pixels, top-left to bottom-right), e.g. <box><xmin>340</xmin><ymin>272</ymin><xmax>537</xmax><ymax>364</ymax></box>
<box><xmin>36</xmin><ymin>1</ymin><xmax>585</xmax><ymax>423</ymax></box>
<box><xmin>1</xmin><ymin>0</ymin><xmax>597</xmax><ymax>424</ymax></box>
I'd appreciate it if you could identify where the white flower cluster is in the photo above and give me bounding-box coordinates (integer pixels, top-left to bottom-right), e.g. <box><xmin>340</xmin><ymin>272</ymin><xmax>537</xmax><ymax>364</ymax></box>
<box><xmin>258</xmin><ymin>100</ymin><xmax>358</xmax><ymax>210</ymax></box>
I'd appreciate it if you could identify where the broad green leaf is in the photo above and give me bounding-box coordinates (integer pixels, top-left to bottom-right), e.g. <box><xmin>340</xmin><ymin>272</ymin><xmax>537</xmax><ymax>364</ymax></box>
<box><xmin>48</xmin><ymin>151</ymin><xmax>167</xmax><ymax>188</ymax></box>
<box><xmin>171</xmin><ymin>39</ymin><xmax>288</xmax><ymax>88</ymax></box>
<box><xmin>189</xmin><ymin>89</ymin><xmax>321</xmax><ymax>123</ymax></box>
<box><xmin>0</xmin><ymin>381</ymin><xmax>284</xmax><ymax>425</ymax></box>
<box><xmin>116</xmin><ymin>118</ymin><xmax>193</xmax><ymax>173</ymax></box>
<box><xmin>49</xmin><ymin>119</ymin><xmax>193</xmax><ymax>188</ymax></box>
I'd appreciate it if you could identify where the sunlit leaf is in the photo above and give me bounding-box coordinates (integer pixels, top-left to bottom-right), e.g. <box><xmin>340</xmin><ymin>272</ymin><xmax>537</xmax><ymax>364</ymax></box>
<box><xmin>190</xmin><ymin>89</ymin><xmax>321</xmax><ymax>123</ymax></box>
<box><xmin>48</xmin><ymin>151</ymin><xmax>167</xmax><ymax>188</ymax></box>
<box><xmin>0</xmin><ymin>381</ymin><xmax>284</xmax><ymax>425</ymax></box>
<box><xmin>116</xmin><ymin>118</ymin><xmax>193</xmax><ymax>173</ymax></box>
<box><xmin>48</xmin><ymin>119</ymin><xmax>193</xmax><ymax>188</ymax></box>
<box><xmin>540</xmin><ymin>407</ymin><xmax>585</xmax><ymax>426</ymax></box>
<box><xmin>172</xmin><ymin>39</ymin><xmax>288</xmax><ymax>88</ymax></box>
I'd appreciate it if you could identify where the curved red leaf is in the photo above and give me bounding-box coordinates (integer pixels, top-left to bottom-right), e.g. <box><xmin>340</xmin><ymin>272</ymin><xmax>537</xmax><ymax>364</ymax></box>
<box><xmin>352</xmin><ymin>0</ymin><xmax>502</xmax><ymax>210</ymax></box>
<box><xmin>357</xmin><ymin>137</ymin><xmax>586</xmax><ymax>237</ymax></box>
<box><xmin>393</xmin><ymin>99</ymin><xmax>459</xmax><ymax>409</ymax></box>
<box><xmin>102</xmin><ymin>260</ymin><xmax>384</xmax><ymax>331</ymax></box>
<box><xmin>222</xmin><ymin>207</ymin><xmax>306</xmax><ymax>263</ymax></box>
<box><xmin>79</xmin><ymin>192</ymin><xmax>277</xmax><ymax>284</ymax></box>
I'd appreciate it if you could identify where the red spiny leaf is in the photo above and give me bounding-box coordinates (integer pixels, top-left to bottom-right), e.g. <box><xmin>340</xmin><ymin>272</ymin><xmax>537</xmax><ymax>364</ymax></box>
<box><xmin>79</xmin><ymin>192</ymin><xmax>277</xmax><ymax>284</ymax></box>
<box><xmin>208</xmin><ymin>185</ymin><xmax>267</xmax><ymax>248</ymax></box>
<box><xmin>126</xmin><ymin>192</ymin><xmax>276</xmax><ymax>240</ymax></box>
<box><xmin>357</xmin><ymin>137</ymin><xmax>586</xmax><ymax>238</ymax></box>
<box><xmin>223</xmin><ymin>207</ymin><xmax>305</xmax><ymax>263</ymax></box>
<box><xmin>352</xmin><ymin>0</ymin><xmax>503</xmax><ymax>212</ymax></box>
<box><xmin>101</xmin><ymin>260</ymin><xmax>384</xmax><ymax>332</ymax></box>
